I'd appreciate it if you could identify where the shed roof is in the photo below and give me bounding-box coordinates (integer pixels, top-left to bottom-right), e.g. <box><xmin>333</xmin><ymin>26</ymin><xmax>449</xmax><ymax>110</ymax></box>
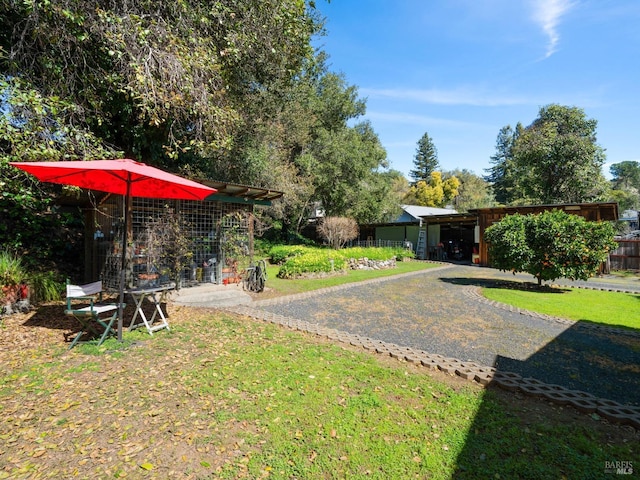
<box><xmin>199</xmin><ymin>180</ymin><xmax>284</xmax><ymax>205</ymax></box>
<box><xmin>420</xmin><ymin>212</ymin><xmax>478</xmax><ymax>225</ymax></box>
<box><xmin>401</xmin><ymin>204</ymin><xmax>457</xmax><ymax>220</ymax></box>
<box><xmin>468</xmin><ymin>202</ymin><xmax>618</xmax><ymax>221</ymax></box>
<box><xmin>420</xmin><ymin>202</ymin><xmax>619</xmax><ymax>225</ymax></box>
<box><xmin>360</xmin><ymin>204</ymin><xmax>459</xmax><ymax>227</ymax></box>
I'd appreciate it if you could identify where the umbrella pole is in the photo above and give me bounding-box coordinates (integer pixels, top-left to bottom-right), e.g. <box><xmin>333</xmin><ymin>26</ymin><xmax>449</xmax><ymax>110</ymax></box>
<box><xmin>117</xmin><ymin>178</ymin><xmax>131</xmax><ymax>342</ymax></box>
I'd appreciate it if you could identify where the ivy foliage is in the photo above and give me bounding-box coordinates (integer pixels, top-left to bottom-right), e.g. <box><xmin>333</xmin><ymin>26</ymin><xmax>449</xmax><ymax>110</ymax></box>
<box><xmin>484</xmin><ymin>210</ymin><xmax>617</xmax><ymax>285</ymax></box>
<box><xmin>2</xmin><ymin>1</ymin><xmax>400</xmax><ymax>255</ymax></box>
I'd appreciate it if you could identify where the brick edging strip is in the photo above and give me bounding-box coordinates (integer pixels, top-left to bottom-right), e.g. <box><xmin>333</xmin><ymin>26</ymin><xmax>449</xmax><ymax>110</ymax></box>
<box><xmin>253</xmin><ymin>262</ymin><xmax>452</xmax><ymax>307</ymax></box>
<box><xmin>224</xmin><ymin>304</ymin><xmax>640</xmax><ymax>431</ymax></box>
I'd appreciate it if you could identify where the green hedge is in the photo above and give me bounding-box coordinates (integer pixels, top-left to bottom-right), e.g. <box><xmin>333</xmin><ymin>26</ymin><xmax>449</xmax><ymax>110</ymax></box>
<box><xmin>277</xmin><ymin>252</ymin><xmax>348</xmax><ymax>278</ymax></box>
<box><xmin>273</xmin><ymin>246</ymin><xmax>413</xmax><ymax>278</ymax></box>
<box><xmin>268</xmin><ymin>245</ymin><xmax>316</xmax><ymax>265</ymax></box>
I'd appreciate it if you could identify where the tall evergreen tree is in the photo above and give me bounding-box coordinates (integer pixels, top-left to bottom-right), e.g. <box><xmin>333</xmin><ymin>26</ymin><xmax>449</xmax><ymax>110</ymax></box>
<box><xmin>448</xmin><ymin>169</ymin><xmax>495</xmax><ymax>212</ymax></box>
<box><xmin>485</xmin><ymin>124</ymin><xmax>522</xmax><ymax>204</ymax></box>
<box><xmin>409</xmin><ymin>132</ymin><xmax>439</xmax><ymax>183</ymax></box>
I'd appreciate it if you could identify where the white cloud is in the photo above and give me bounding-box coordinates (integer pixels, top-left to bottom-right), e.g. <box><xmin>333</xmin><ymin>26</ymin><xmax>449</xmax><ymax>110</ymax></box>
<box><xmin>361</xmin><ymin>87</ymin><xmax>529</xmax><ymax>107</ymax></box>
<box><xmin>365</xmin><ymin>111</ymin><xmax>494</xmax><ymax>131</ymax></box>
<box><xmin>361</xmin><ymin>83</ymin><xmax>604</xmax><ymax>109</ymax></box>
<box><xmin>530</xmin><ymin>0</ymin><xmax>575</xmax><ymax>58</ymax></box>
<box><xmin>365</xmin><ymin>111</ymin><xmax>477</xmax><ymax>128</ymax></box>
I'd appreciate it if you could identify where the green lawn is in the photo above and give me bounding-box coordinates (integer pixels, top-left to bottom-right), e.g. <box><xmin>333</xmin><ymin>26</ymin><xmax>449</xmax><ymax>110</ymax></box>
<box><xmin>264</xmin><ymin>260</ymin><xmax>440</xmax><ymax>296</ymax></box>
<box><xmin>482</xmin><ymin>285</ymin><xmax>640</xmax><ymax>330</ymax></box>
<box><xmin>2</xmin><ymin>261</ymin><xmax>638</xmax><ymax>478</ymax></box>
<box><xmin>1</xmin><ymin>311</ymin><xmax>636</xmax><ymax>479</ymax></box>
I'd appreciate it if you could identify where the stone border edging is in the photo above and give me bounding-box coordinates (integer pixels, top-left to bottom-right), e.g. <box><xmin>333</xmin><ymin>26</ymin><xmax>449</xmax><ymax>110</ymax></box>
<box><xmin>224</xmin><ymin>303</ymin><xmax>640</xmax><ymax>431</ymax></box>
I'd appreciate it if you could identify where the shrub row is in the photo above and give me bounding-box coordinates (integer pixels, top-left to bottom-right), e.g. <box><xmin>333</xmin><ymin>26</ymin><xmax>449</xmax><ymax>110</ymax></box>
<box><xmin>268</xmin><ymin>245</ymin><xmax>315</xmax><ymax>265</ymax></box>
<box><xmin>272</xmin><ymin>246</ymin><xmax>413</xmax><ymax>279</ymax></box>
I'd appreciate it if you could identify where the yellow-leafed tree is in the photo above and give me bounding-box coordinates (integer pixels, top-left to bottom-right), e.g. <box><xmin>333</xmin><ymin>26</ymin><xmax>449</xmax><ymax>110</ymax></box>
<box><xmin>406</xmin><ymin>172</ymin><xmax>460</xmax><ymax>207</ymax></box>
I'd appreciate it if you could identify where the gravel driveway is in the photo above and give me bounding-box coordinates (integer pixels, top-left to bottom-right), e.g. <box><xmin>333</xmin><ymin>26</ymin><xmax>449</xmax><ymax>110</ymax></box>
<box><xmin>251</xmin><ymin>265</ymin><xmax>640</xmax><ymax>407</ymax></box>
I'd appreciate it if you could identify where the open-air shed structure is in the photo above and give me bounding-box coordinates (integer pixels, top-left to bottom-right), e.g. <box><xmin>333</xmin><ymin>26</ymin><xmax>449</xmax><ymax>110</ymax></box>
<box><xmin>419</xmin><ymin>202</ymin><xmax>619</xmax><ymax>266</ymax></box>
<box><xmin>71</xmin><ymin>180</ymin><xmax>282</xmax><ymax>289</ymax></box>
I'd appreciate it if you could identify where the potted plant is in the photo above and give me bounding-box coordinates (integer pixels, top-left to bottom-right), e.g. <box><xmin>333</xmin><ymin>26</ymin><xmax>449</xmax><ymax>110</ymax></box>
<box><xmin>0</xmin><ymin>250</ymin><xmax>26</xmax><ymax>315</ymax></box>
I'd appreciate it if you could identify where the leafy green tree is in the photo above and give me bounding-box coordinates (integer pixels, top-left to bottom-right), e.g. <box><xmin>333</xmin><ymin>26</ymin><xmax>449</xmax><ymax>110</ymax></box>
<box><xmin>610</xmin><ymin>161</ymin><xmax>640</xmax><ymax>190</ymax></box>
<box><xmin>0</xmin><ymin>76</ymin><xmax>119</xmax><ymax>274</ymax></box>
<box><xmin>211</xmin><ymin>54</ymin><xmax>397</xmax><ymax>236</ymax></box>
<box><xmin>374</xmin><ymin>169</ymin><xmax>407</xmax><ymax>221</ymax></box>
<box><xmin>0</xmin><ymin>0</ymin><xmax>324</xmax><ymax>251</ymax></box>
<box><xmin>1</xmin><ymin>1</ymin><xmax>396</xmax><ymax>249</ymax></box>
<box><xmin>308</xmin><ymin>119</ymin><xmax>389</xmax><ymax>220</ymax></box>
<box><xmin>608</xmin><ymin>161</ymin><xmax>640</xmax><ymax>211</ymax></box>
<box><xmin>484</xmin><ymin>210</ymin><xmax>617</xmax><ymax>286</ymax></box>
<box><xmin>276</xmin><ymin>70</ymin><xmax>395</xmax><ymax>228</ymax></box>
<box><xmin>409</xmin><ymin>132</ymin><xmax>439</xmax><ymax>183</ymax></box>
<box><xmin>511</xmin><ymin>105</ymin><xmax>608</xmax><ymax>204</ymax></box>
<box><xmin>1</xmin><ymin>0</ymin><xmax>321</xmax><ymax>167</ymax></box>
<box><xmin>447</xmin><ymin>169</ymin><xmax>495</xmax><ymax>212</ymax></box>
<box><xmin>608</xmin><ymin>189</ymin><xmax>638</xmax><ymax>213</ymax></box>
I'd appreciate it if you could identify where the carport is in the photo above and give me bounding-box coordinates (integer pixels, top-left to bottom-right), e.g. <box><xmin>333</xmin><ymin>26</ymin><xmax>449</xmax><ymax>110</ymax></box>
<box><xmin>419</xmin><ymin>213</ymin><xmax>479</xmax><ymax>262</ymax></box>
<box><xmin>421</xmin><ymin>202</ymin><xmax>619</xmax><ymax>266</ymax></box>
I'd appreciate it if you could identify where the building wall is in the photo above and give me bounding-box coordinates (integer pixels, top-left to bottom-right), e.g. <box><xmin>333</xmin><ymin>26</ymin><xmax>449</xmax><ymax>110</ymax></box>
<box><xmin>376</xmin><ymin>226</ymin><xmax>405</xmax><ymax>242</ymax></box>
<box><xmin>405</xmin><ymin>225</ymin><xmax>421</xmax><ymax>249</ymax></box>
<box><xmin>374</xmin><ymin>225</ymin><xmax>421</xmax><ymax>251</ymax></box>
<box><xmin>475</xmin><ymin>203</ymin><xmax>618</xmax><ymax>266</ymax></box>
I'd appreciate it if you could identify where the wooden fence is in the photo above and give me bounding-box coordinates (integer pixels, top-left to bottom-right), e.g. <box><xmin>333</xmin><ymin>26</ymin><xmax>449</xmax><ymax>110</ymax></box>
<box><xmin>610</xmin><ymin>240</ymin><xmax>640</xmax><ymax>271</ymax></box>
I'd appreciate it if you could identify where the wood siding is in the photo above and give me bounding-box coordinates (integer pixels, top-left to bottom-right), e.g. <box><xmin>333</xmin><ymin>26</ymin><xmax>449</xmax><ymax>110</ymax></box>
<box><xmin>471</xmin><ymin>203</ymin><xmax>619</xmax><ymax>267</ymax></box>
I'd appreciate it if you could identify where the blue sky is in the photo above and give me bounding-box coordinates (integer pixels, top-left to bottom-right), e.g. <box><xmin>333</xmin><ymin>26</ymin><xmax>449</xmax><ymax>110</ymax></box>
<box><xmin>312</xmin><ymin>0</ymin><xmax>640</xmax><ymax>180</ymax></box>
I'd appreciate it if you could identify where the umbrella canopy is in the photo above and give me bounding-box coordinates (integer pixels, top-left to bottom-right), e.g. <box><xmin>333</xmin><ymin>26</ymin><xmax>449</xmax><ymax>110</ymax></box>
<box><xmin>10</xmin><ymin>158</ymin><xmax>216</xmax><ymax>201</ymax></box>
<box><xmin>11</xmin><ymin>158</ymin><xmax>217</xmax><ymax>342</ymax></box>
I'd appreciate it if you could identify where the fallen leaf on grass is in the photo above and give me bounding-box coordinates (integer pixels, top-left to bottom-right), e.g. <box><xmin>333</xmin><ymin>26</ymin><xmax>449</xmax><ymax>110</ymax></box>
<box><xmin>32</xmin><ymin>448</ymin><xmax>46</xmax><ymax>458</ymax></box>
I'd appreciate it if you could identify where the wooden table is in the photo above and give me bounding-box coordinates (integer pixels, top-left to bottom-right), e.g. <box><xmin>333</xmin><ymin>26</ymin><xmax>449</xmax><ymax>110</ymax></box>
<box><xmin>126</xmin><ymin>284</ymin><xmax>174</xmax><ymax>335</ymax></box>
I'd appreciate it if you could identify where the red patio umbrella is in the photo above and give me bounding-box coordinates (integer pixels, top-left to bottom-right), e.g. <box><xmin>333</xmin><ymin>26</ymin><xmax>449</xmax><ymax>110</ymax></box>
<box><xmin>10</xmin><ymin>158</ymin><xmax>217</xmax><ymax>341</ymax></box>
